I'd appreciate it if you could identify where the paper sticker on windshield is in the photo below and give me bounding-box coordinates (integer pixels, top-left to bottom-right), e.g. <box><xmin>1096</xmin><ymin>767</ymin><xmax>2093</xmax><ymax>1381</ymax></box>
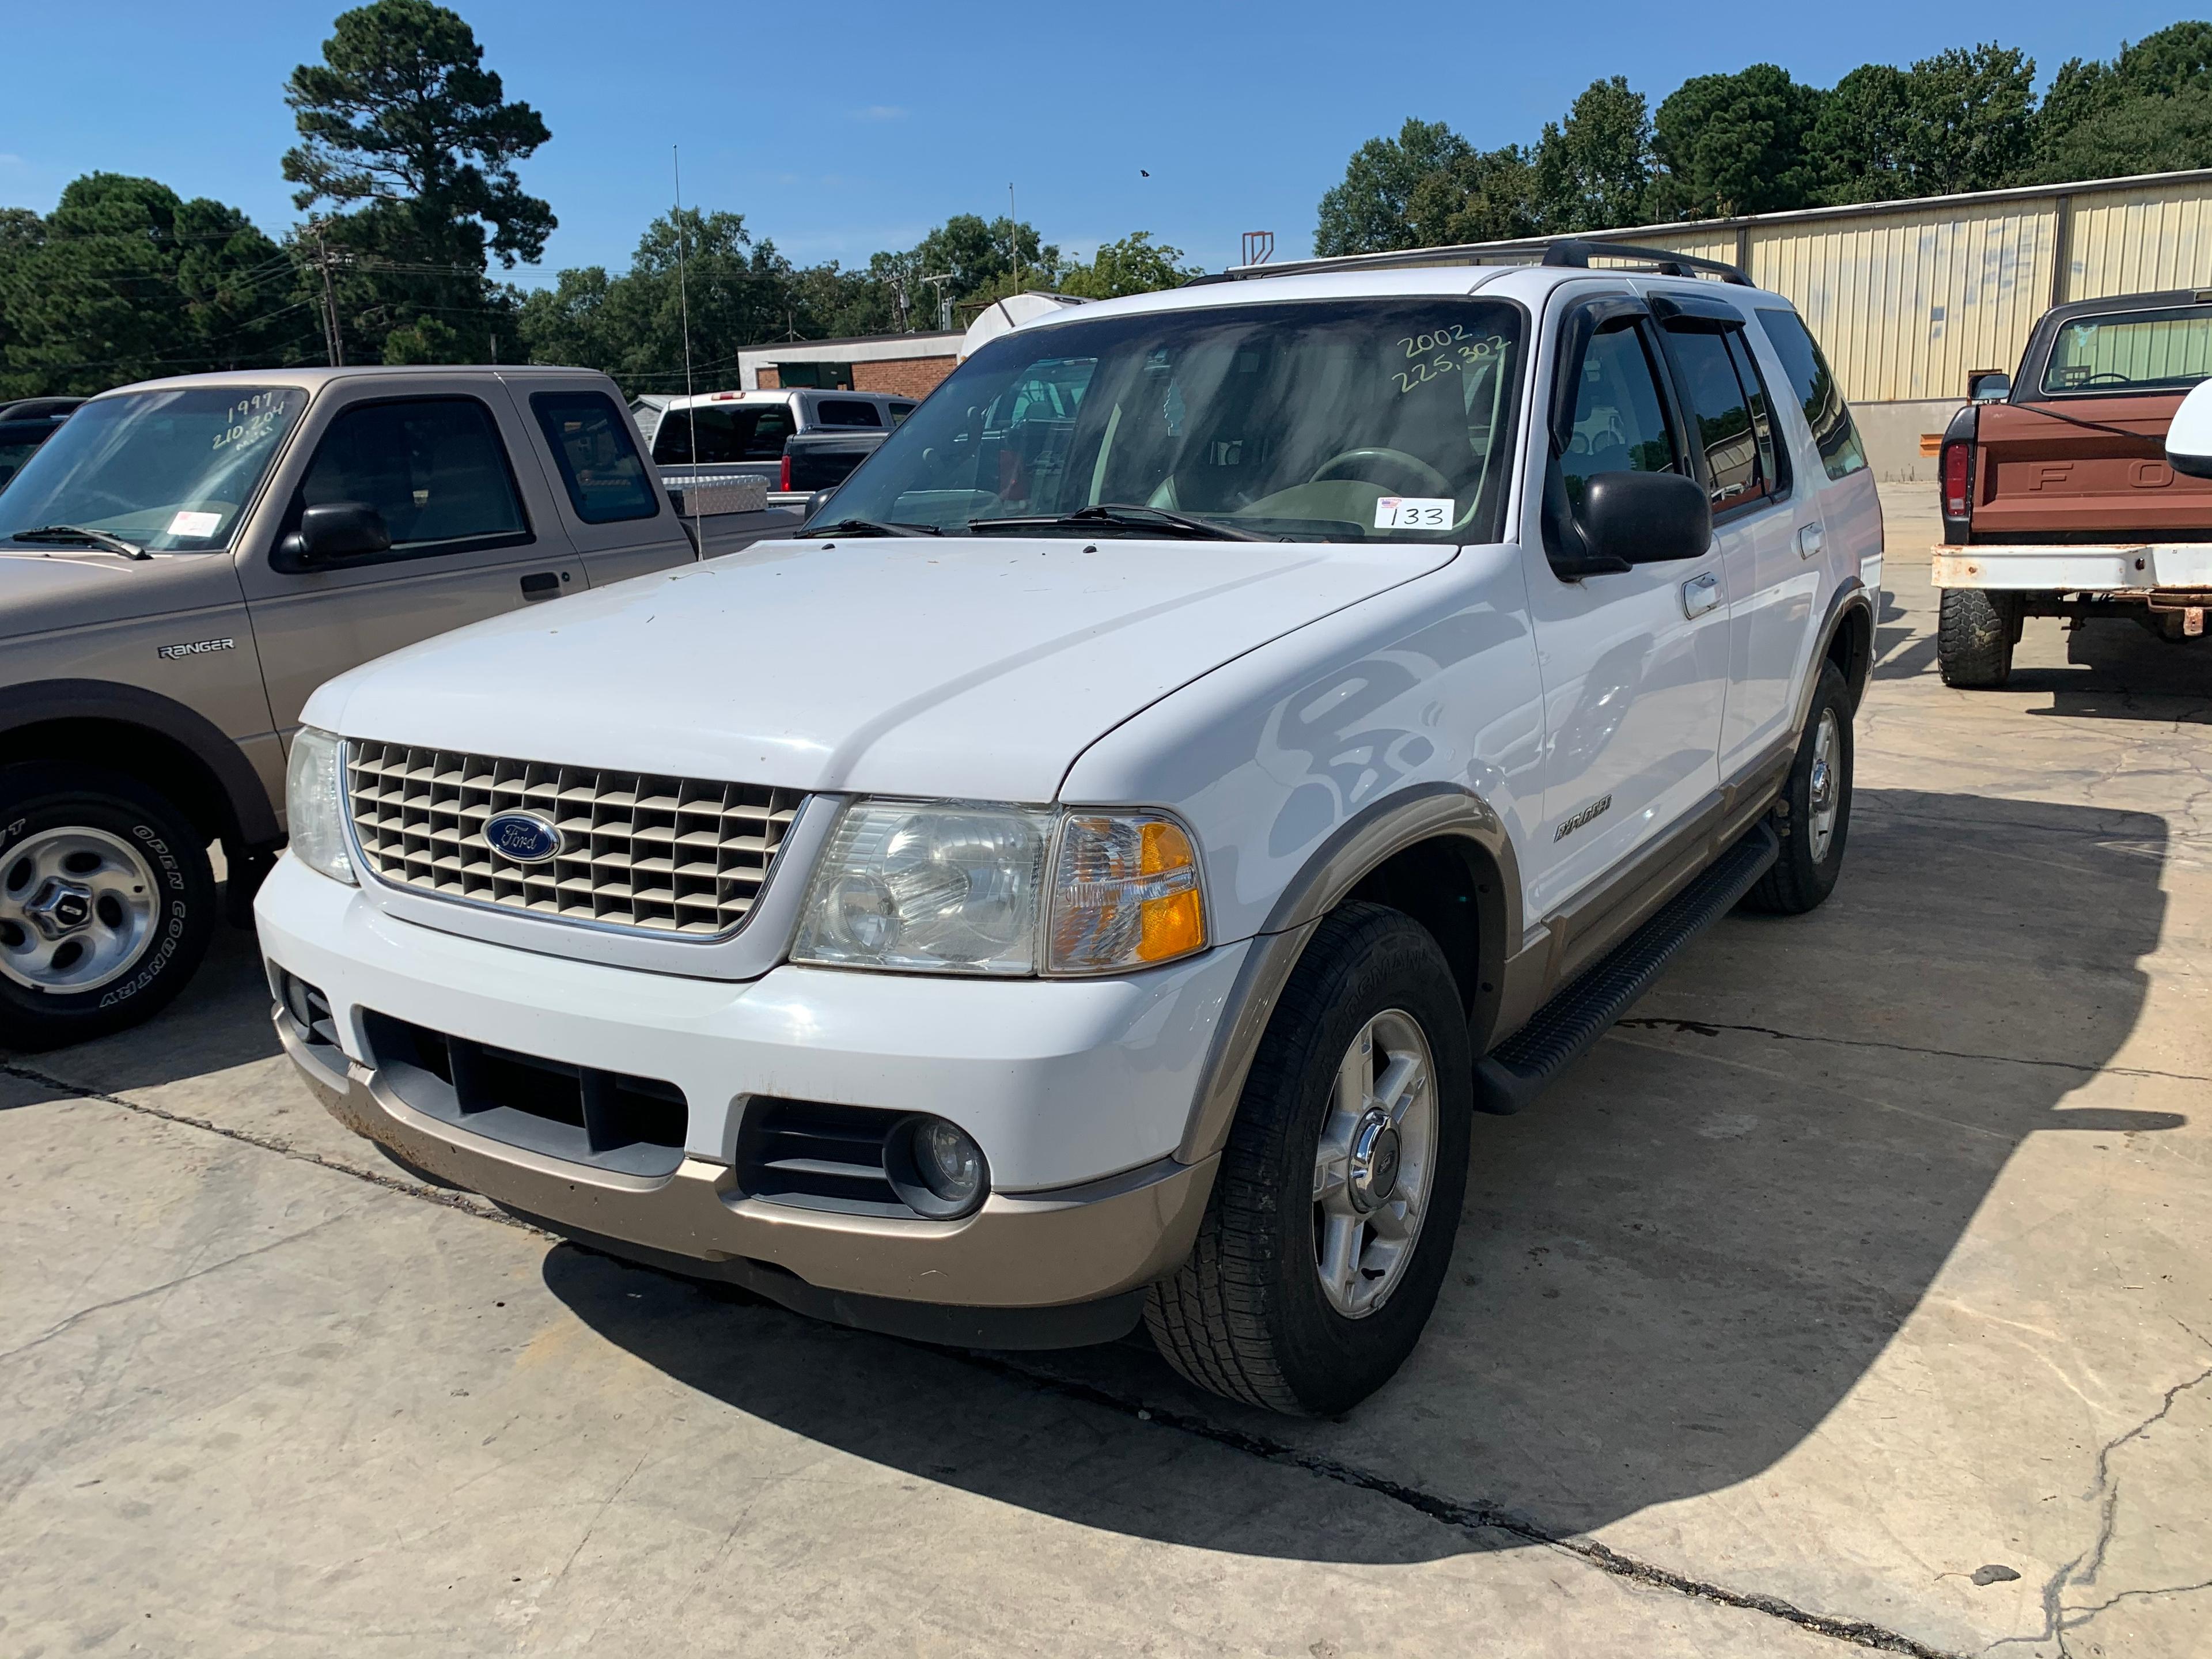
<box><xmin>1375</xmin><ymin>497</ymin><xmax>1452</xmax><ymax>530</ymax></box>
<box><xmin>167</xmin><ymin>510</ymin><xmax>221</xmax><ymax>539</ymax></box>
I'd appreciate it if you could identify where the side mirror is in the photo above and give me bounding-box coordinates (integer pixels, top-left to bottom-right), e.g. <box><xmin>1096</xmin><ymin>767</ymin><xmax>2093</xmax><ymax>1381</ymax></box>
<box><xmin>1967</xmin><ymin>370</ymin><xmax>2011</xmax><ymax>403</ymax></box>
<box><xmin>2168</xmin><ymin>380</ymin><xmax>2212</xmax><ymax>479</ymax></box>
<box><xmin>1578</xmin><ymin>471</ymin><xmax>1713</xmax><ymax>568</ymax></box>
<box><xmin>279</xmin><ymin>501</ymin><xmax>391</xmax><ymax>569</ymax></box>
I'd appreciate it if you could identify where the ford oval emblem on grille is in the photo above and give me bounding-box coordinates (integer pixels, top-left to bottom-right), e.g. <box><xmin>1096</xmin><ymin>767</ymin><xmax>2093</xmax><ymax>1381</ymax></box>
<box><xmin>484</xmin><ymin>809</ymin><xmax>562</xmax><ymax>864</ymax></box>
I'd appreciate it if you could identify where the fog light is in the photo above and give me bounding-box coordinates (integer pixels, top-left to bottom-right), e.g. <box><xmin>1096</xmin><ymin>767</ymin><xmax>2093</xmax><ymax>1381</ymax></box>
<box><xmin>887</xmin><ymin>1115</ymin><xmax>989</xmax><ymax>1218</ymax></box>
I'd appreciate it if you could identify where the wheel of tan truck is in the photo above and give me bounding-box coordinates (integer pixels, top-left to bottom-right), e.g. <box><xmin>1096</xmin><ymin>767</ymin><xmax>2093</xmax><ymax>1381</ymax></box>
<box><xmin>0</xmin><ymin>764</ymin><xmax>216</xmax><ymax>1051</ymax></box>
<box><xmin>1146</xmin><ymin>902</ymin><xmax>1472</xmax><ymax>1415</ymax></box>
<box><xmin>1937</xmin><ymin>589</ymin><xmax>2020</xmax><ymax>688</ymax></box>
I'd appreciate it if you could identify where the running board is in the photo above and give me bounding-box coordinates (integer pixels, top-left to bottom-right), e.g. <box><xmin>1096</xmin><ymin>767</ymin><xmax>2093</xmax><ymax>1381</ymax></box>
<box><xmin>1475</xmin><ymin>822</ymin><xmax>1779</xmax><ymax>1115</ymax></box>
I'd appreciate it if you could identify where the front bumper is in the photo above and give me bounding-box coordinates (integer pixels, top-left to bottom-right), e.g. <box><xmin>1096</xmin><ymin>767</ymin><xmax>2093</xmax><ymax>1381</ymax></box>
<box><xmin>277</xmin><ymin>1015</ymin><xmax>1210</xmax><ymax>1345</ymax></box>
<box><xmin>255</xmin><ymin>857</ymin><xmax>1238</xmax><ymax>1340</ymax></box>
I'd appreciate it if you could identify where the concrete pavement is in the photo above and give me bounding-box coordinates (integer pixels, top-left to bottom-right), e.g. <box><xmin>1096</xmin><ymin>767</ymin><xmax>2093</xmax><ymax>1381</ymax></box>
<box><xmin>3</xmin><ymin>484</ymin><xmax>2207</xmax><ymax>1656</ymax></box>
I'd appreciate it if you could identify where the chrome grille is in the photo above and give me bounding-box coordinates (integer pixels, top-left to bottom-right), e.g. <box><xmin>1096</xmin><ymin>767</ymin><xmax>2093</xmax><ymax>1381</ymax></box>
<box><xmin>346</xmin><ymin>741</ymin><xmax>801</xmax><ymax>937</ymax></box>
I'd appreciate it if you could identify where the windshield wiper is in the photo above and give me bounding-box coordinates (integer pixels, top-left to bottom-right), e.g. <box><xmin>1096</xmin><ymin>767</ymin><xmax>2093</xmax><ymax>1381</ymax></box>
<box><xmin>797</xmin><ymin>517</ymin><xmax>941</xmax><ymax>539</ymax></box>
<box><xmin>12</xmin><ymin>524</ymin><xmax>151</xmax><ymax>561</ymax></box>
<box><xmin>968</xmin><ymin>503</ymin><xmax>1271</xmax><ymax>542</ymax></box>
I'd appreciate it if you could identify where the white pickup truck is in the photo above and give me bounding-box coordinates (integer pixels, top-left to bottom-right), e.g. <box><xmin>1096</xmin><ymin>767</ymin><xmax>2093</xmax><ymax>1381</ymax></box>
<box><xmin>257</xmin><ymin>242</ymin><xmax>1881</xmax><ymax>1414</ymax></box>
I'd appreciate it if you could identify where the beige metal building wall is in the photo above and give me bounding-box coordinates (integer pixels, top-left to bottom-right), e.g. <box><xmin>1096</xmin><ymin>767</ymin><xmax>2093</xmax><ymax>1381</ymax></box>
<box><xmin>1546</xmin><ymin>180</ymin><xmax>2212</xmax><ymax>403</ymax></box>
<box><xmin>1339</xmin><ymin>171</ymin><xmax>2212</xmax><ymax>406</ymax></box>
<box><xmin>2066</xmin><ymin>180</ymin><xmax>2212</xmax><ymax>301</ymax></box>
<box><xmin>1744</xmin><ymin>206</ymin><xmax>2059</xmax><ymax>401</ymax></box>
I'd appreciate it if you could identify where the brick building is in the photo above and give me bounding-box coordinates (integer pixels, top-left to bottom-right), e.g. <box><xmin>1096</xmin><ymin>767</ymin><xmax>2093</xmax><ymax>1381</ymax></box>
<box><xmin>741</xmin><ymin>331</ymin><xmax>963</xmax><ymax>399</ymax></box>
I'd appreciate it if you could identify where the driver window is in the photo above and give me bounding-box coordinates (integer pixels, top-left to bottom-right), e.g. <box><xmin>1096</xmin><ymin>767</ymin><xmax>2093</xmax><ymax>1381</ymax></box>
<box><xmin>1561</xmin><ymin>324</ymin><xmax>1678</xmax><ymax>508</ymax></box>
<box><xmin>296</xmin><ymin>397</ymin><xmax>527</xmax><ymax>551</ymax></box>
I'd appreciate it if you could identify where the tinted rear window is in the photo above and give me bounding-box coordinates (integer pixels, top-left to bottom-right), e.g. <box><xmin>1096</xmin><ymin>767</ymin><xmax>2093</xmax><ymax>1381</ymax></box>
<box><xmin>816</xmin><ymin>399</ymin><xmax>883</xmax><ymax>428</ymax></box>
<box><xmin>530</xmin><ymin>392</ymin><xmax>660</xmax><ymax>523</ymax></box>
<box><xmin>1756</xmin><ymin>308</ymin><xmax>1868</xmax><ymax>482</ymax></box>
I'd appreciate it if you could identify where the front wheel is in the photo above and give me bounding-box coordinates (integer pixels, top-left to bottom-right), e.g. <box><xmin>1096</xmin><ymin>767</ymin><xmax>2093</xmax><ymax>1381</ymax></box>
<box><xmin>1147</xmin><ymin>902</ymin><xmax>1472</xmax><ymax>1415</ymax></box>
<box><xmin>0</xmin><ymin>765</ymin><xmax>216</xmax><ymax>1051</ymax></box>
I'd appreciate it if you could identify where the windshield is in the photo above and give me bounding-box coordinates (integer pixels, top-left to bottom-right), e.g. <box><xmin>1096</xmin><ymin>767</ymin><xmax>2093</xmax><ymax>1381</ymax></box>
<box><xmin>813</xmin><ymin>298</ymin><xmax>1525</xmax><ymax>541</ymax></box>
<box><xmin>0</xmin><ymin>387</ymin><xmax>306</xmax><ymax>551</ymax></box>
<box><xmin>2041</xmin><ymin>309</ymin><xmax>2212</xmax><ymax>396</ymax></box>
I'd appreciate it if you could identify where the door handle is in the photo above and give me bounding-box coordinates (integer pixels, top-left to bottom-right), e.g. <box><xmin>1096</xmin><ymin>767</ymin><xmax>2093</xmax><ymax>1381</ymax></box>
<box><xmin>1680</xmin><ymin>572</ymin><xmax>1721</xmax><ymax>619</ymax></box>
<box><xmin>520</xmin><ymin>571</ymin><xmax>565</xmax><ymax>601</ymax></box>
<box><xmin>1797</xmin><ymin>524</ymin><xmax>1825</xmax><ymax>560</ymax></box>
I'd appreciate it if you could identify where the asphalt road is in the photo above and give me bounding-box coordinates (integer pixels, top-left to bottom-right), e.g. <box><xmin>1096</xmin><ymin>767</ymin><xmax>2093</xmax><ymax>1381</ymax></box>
<box><xmin>5</xmin><ymin>486</ymin><xmax>2208</xmax><ymax>1657</ymax></box>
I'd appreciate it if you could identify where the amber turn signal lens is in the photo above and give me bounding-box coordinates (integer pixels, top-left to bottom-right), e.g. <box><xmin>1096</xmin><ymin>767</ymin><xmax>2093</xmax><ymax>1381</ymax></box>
<box><xmin>1048</xmin><ymin>813</ymin><xmax>1207</xmax><ymax>974</ymax></box>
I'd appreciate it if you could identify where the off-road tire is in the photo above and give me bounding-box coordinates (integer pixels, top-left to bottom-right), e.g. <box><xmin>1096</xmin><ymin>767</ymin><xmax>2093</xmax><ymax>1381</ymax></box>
<box><xmin>1938</xmin><ymin>588</ymin><xmax>2019</xmax><ymax>688</ymax></box>
<box><xmin>1146</xmin><ymin>902</ymin><xmax>1472</xmax><ymax>1415</ymax></box>
<box><xmin>0</xmin><ymin>764</ymin><xmax>215</xmax><ymax>1051</ymax></box>
<box><xmin>1744</xmin><ymin>661</ymin><xmax>1853</xmax><ymax>916</ymax></box>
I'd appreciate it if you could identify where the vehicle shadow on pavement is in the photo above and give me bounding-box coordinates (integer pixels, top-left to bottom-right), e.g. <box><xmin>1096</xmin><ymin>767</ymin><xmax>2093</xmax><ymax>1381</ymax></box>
<box><xmin>550</xmin><ymin>786</ymin><xmax>2186</xmax><ymax>1559</ymax></box>
<box><xmin>2021</xmin><ymin>617</ymin><xmax>2212</xmax><ymax>721</ymax></box>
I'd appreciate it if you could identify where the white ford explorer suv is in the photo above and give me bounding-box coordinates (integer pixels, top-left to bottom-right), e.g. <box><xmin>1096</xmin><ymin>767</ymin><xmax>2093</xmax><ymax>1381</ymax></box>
<box><xmin>257</xmin><ymin>241</ymin><xmax>1881</xmax><ymax>1415</ymax></box>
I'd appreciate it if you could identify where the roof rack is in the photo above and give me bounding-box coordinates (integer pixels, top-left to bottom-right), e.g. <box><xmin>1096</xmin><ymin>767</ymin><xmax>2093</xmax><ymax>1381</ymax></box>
<box><xmin>1540</xmin><ymin>240</ymin><xmax>1752</xmax><ymax>286</ymax></box>
<box><xmin>1198</xmin><ymin>236</ymin><xmax>1755</xmax><ymax>287</ymax></box>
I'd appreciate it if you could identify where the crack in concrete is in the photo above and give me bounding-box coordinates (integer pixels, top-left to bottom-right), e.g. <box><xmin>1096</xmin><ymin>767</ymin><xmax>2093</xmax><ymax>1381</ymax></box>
<box><xmin>969</xmin><ymin>1354</ymin><xmax>1961</xmax><ymax>1658</ymax></box>
<box><xmin>0</xmin><ymin>1215</ymin><xmax>349</xmax><ymax>1367</ymax></box>
<box><xmin>0</xmin><ymin>1059</ymin><xmax>550</xmax><ymax>1236</ymax></box>
<box><xmin>1613</xmin><ymin>1017</ymin><xmax>2212</xmax><ymax>1085</ymax></box>
<box><xmin>1987</xmin><ymin>1358</ymin><xmax>2212</xmax><ymax>1657</ymax></box>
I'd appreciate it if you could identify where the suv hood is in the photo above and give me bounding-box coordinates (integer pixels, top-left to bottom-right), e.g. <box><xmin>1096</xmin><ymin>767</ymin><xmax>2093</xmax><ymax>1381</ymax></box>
<box><xmin>305</xmin><ymin>536</ymin><xmax>1457</xmax><ymax>801</ymax></box>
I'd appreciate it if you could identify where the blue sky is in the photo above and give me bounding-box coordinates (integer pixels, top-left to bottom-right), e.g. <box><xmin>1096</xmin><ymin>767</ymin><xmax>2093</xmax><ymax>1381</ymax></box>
<box><xmin>1</xmin><ymin>2</ymin><xmax>2197</xmax><ymax>282</ymax></box>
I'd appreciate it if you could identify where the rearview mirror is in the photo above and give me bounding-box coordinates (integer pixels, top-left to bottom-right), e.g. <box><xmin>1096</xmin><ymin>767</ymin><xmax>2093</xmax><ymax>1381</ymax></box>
<box><xmin>2167</xmin><ymin>380</ymin><xmax>2212</xmax><ymax>479</ymax></box>
<box><xmin>279</xmin><ymin>501</ymin><xmax>392</xmax><ymax>569</ymax></box>
<box><xmin>1967</xmin><ymin>370</ymin><xmax>2011</xmax><ymax>403</ymax></box>
<box><xmin>1578</xmin><ymin>471</ymin><xmax>1713</xmax><ymax>568</ymax></box>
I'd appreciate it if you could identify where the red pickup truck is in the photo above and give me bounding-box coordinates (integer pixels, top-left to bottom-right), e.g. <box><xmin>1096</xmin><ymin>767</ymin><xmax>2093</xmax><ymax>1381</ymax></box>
<box><xmin>1933</xmin><ymin>289</ymin><xmax>2212</xmax><ymax>686</ymax></box>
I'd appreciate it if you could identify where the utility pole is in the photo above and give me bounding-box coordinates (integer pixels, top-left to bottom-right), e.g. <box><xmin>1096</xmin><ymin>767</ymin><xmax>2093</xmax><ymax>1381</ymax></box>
<box><xmin>672</xmin><ymin>146</ymin><xmax>702</xmax><ymax>543</ymax></box>
<box><xmin>310</xmin><ymin>221</ymin><xmax>344</xmax><ymax>368</ymax></box>
<box><xmin>921</xmin><ymin>274</ymin><xmax>952</xmax><ymax>332</ymax></box>
<box><xmin>1008</xmin><ymin>182</ymin><xmax>1020</xmax><ymax>294</ymax></box>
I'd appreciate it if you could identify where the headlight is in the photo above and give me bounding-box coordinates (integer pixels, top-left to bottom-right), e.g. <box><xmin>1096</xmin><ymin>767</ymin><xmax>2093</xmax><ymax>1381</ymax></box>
<box><xmin>1047</xmin><ymin>813</ymin><xmax>1206</xmax><ymax>974</ymax></box>
<box><xmin>285</xmin><ymin>726</ymin><xmax>355</xmax><ymax>885</ymax></box>
<box><xmin>791</xmin><ymin>802</ymin><xmax>1054</xmax><ymax>974</ymax></box>
<box><xmin>790</xmin><ymin>800</ymin><xmax>1207</xmax><ymax>977</ymax></box>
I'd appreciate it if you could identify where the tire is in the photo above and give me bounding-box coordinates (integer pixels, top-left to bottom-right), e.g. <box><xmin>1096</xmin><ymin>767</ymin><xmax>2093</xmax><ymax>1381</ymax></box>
<box><xmin>0</xmin><ymin>764</ymin><xmax>216</xmax><ymax>1051</ymax></box>
<box><xmin>1147</xmin><ymin>902</ymin><xmax>1472</xmax><ymax>1415</ymax></box>
<box><xmin>1743</xmin><ymin>661</ymin><xmax>1853</xmax><ymax>916</ymax></box>
<box><xmin>1938</xmin><ymin>588</ymin><xmax>2018</xmax><ymax>688</ymax></box>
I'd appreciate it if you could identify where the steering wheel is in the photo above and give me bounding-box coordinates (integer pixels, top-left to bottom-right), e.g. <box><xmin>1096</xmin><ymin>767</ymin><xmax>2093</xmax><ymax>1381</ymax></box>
<box><xmin>1310</xmin><ymin>447</ymin><xmax>1453</xmax><ymax>497</ymax></box>
<box><xmin>2083</xmin><ymin>372</ymin><xmax>2132</xmax><ymax>385</ymax></box>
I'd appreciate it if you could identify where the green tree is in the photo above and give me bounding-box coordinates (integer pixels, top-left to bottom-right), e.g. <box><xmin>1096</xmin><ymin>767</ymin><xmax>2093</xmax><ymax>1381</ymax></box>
<box><xmin>1315</xmin><ymin>119</ymin><xmax>1475</xmax><ymax>255</ymax></box>
<box><xmin>0</xmin><ymin>175</ymin><xmax>298</xmax><ymax>397</ymax></box>
<box><xmin>1648</xmin><ymin>65</ymin><xmax>1825</xmax><ymax>219</ymax></box>
<box><xmin>518</xmin><ymin>209</ymin><xmax>797</xmax><ymax>393</ymax></box>
<box><xmin>912</xmin><ymin>214</ymin><xmax>1060</xmax><ymax>306</ymax></box>
<box><xmin>1056</xmin><ymin>231</ymin><xmax>1199</xmax><ymax>298</ymax></box>
<box><xmin>1532</xmin><ymin>77</ymin><xmax>1653</xmax><ymax>231</ymax></box>
<box><xmin>1812</xmin><ymin>44</ymin><xmax>2036</xmax><ymax>204</ymax></box>
<box><xmin>2035</xmin><ymin>22</ymin><xmax>2212</xmax><ymax>180</ymax></box>
<box><xmin>283</xmin><ymin>0</ymin><xmax>553</xmax><ymax>364</ymax></box>
<box><xmin>1406</xmin><ymin>146</ymin><xmax>1541</xmax><ymax>245</ymax></box>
